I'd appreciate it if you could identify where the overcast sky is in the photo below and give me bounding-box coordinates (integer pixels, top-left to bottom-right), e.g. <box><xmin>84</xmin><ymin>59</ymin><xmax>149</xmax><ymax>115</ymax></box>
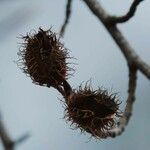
<box><xmin>0</xmin><ymin>0</ymin><xmax>150</xmax><ymax>150</ymax></box>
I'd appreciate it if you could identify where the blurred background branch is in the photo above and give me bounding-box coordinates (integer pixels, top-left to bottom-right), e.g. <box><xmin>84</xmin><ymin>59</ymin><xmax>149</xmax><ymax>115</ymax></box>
<box><xmin>0</xmin><ymin>113</ymin><xmax>30</xmax><ymax>150</ymax></box>
<box><xmin>60</xmin><ymin>0</ymin><xmax>73</xmax><ymax>37</ymax></box>
<box><xmin>0</xmin><ymin>113</ymin><xmax>15</xmax><ymax>150</ymax></box>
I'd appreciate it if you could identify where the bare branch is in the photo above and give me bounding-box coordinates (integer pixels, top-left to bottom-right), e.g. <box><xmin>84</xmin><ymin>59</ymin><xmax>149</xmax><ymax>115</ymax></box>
<box><xmin>109</xmin><ymin>0</ymin><xmax>144</xmax><ymax>24</ymax></box>
<box><xmin>83</xmin><ymin>0</ymin><xmax>150</xmax><ymax>79</ymax></box>
<box><xmin>109</xmin><ymin>65</ymin><xmax>137</xmax><ymax>137</ymax></box>
<box><xmin>0</xmin><ymin>115</ymin><xmax>14</xmax><ymax>150</ymax></box>
<box><xmin>60</xmin><ymin>0</ymin><xmax>73</xmax><ymax>37</ymax></box>
<box><xmin>83</xmin><ymin>0</ymin><xmax>109</xmax><ymax>24</ymax></box>
<box><xmin>15</xmin><ymin>133</ymin><xmax>30</xmax><ymax>145</ymax></box>
<box><xmin>0</xmin><ymin>114</ymin><xmax>29</xmax><ymax>150</ymax></box>
<box><xmin>107</xmin><ymin>26</ymin><xmax>150</xmax><ymax>79</ymax></box>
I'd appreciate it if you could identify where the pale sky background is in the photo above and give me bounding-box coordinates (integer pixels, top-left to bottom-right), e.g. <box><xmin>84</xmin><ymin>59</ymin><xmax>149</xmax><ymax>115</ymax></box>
<box><xmin>0</xmin><ymin>0</ymin><xmax>150</xmax><ymax>150</ymax></box>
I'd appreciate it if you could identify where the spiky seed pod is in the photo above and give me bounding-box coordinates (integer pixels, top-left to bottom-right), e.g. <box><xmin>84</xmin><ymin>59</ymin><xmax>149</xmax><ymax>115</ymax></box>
<box><xmin>65</xmin><ymin>85</ymin><xmax>121</xmax><ymax>139</ymax></box>
<box><xmin>18</xmin><ymin>28</ymin><xmax>71</xmax><ymax>88</ymax></box>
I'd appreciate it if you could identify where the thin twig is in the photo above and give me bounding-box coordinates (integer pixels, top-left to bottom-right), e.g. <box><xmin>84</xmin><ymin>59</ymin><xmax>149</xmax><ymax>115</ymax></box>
<box><xmin>55</xmin><ymin>85</ymin><xmax>65</xmax><ymax>96</ymax></box>
<box><xmin>54</xmin><ymin>74</ymin><xmax>72</xmax><ymax>97</ymax></box>
<box><xmin>109</xmin><ymin>65</ymin><xmax>137</xmax><ymax>137</ymax></box>
<box><xmin>108</xmin><ymin>0</ymin><xmax>144</xmax><ymax>24</ymax></box>
<box><xmin>83</xmin><ymin>0</ymin><xmax>150</xmax><ymax>79</ymax></box>
<box><xmin>62</xmin><ymin>79</ymin><xmax>72</xmax><ymax>98</ymax></box>
<box><xmin>0</xmin><ymin>114</ymin><xmax>14</xmax><ymax>150</ymax></box>
<box><xmin>0</xmin><ymin>113</ymin><xmax>30</xmax><ymax>150</ymax></box>
<box><xmin>60</xmin><ymin>0</ymin><xmax>73</xmax><ymax>37</ymax></box>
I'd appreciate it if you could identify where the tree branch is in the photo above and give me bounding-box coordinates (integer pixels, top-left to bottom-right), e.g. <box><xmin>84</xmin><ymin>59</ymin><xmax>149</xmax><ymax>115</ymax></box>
<box><xmin>0</xmin><ymin>113</ymin><xmax>29</xmax><ymax>150</ymax></box>
<box><xmin>109</xmin><ymin>65</ymin><xmax>137</xmax><ymax>137</ymax></box>
<box><xmin>0</xmin><ymin>114</ymin><xmax>15</xmax><ymax>150</ymax></box>
<box><xmin>106</xmin><ymin>26</ymin><xmax>150</xmax><ymax>79</ymax></box>
<box><xmin>60</xmin><ymin>0</ymin><xmax>73</xmax><ymax>37</ymax></box>
<box><xmin>109</xmin><ymin>0</ymin><xmax>144</xmax><ymax>24</ymax></box>
<box><xmin>83</xmin><ymin>0</ymin><xmax>150</xmax><ymax>79</ymax></box>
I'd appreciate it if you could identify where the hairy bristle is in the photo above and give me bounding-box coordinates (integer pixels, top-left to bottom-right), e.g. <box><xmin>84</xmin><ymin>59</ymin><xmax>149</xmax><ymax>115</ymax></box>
<box><xmin>64</xmin><ymin>85</ymin><xmax>121</xmax><ymax>139</ymax></box>
<box><xmin>18</xmin><ymin>28</ymin><xmax>72</xmax><ymax>87</ymax></box>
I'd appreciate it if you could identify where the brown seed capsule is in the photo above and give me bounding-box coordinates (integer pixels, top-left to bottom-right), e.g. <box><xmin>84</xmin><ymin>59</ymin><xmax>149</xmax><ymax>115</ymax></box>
<box><xmin>65</xmin><ymin>85</ymin><xmax>121</xmax><ymax>139</ymax></box>
<box><xmin>18</xmin><ymin>28</ymin><xmax>71</xmax><ymax>88</ymax></box>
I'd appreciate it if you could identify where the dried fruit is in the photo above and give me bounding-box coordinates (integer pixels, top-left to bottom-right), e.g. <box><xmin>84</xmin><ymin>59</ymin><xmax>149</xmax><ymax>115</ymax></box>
<box><xmin>18</xmin><ymin>28</ymin><xmax>71</xmax><ymax>88</ymax></box>
<box><xmin>65</xmin><ymin>85</ymin><xmax>121</xmax><ymax>138</ymax></box>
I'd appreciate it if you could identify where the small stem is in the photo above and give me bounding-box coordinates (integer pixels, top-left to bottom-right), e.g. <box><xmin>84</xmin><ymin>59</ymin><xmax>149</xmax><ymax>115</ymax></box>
<box><xmin>62</xmin><ymin>79</ymin><xmax>72</xmax><ymax>98</ymax></box>
<box><xmin>55</xmin><ymin>85</ymin><xmax>65</xmax><ymax>96</ymax></box>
